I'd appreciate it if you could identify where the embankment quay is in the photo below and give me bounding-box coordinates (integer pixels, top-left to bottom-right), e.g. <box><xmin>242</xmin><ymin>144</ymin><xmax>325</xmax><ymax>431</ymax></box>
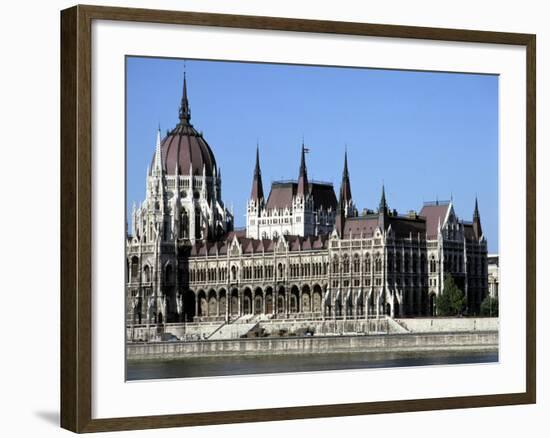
<box><xmin>127</xmin><ymin>330</ymin><xmax>498</xmax><ymax>361</ymax></box>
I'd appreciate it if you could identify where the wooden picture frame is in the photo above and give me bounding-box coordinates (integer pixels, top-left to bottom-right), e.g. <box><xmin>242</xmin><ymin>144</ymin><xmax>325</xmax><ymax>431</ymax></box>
<box><xmin>60</xmin><ymin>4</ymin><xmax>536</xmax><ymax>433</ymax></box>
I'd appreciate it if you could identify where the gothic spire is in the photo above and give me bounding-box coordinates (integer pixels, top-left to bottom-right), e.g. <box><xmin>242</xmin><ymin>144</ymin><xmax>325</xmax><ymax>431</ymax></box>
<box><xmin>339</xmin><ymin>149</ymin><xmax>352</xmax><ymax>206</ymax></box>
<box><xmin>297</xmin><ymin>141</ymin><xmax>309</xmax><ymax>197</ymax></box>
<box><xmin>250</xmin><ymin>144</ymin><xmax>264</xmax><ymax>203</ymax></box>
<box><xmin>178</xmin><ymin>71</ymin><xmax>191</xmax><ymax>124</ymax></box>
<box><xmin>378</xmin><ymin>184</ymin><xmax>388</xmax><ymax>230</ymax></box>
<box><xmin>473</xmin><ymin>197</ymin><xmax>483</xmax><ymax>239</ymax></box>
<box><xmin>379</xmin><ymin>184</ymin><xmax>388</xmax><ymax>213</ymax></box>
<box><xmin>153</xmin><ymin>126</ymin><xmax>163</xmax><ymax>174</ymax></box>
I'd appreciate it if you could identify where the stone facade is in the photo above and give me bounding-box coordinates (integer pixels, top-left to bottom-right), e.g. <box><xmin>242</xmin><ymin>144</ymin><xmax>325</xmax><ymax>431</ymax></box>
<box><xmin>126</xmin><ymin>76</ymin><xmax>489</xmax><ymax>327</ymax></box>
<box><xmin>488</xmin><ymin>254</ymin><xmax>499</xmax><ymax>298</ymax></box>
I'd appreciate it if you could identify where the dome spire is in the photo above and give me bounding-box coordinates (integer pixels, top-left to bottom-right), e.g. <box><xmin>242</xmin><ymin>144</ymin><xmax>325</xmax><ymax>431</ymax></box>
<box><xmin>179</xmin><ymin>69</ymin><xmax>191</xmax><ymax>124</ymax></box>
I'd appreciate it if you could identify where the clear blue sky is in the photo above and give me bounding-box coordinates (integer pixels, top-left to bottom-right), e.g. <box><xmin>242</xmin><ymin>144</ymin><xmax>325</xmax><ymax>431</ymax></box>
<box><xmin>126</xmin><ymin>57</ymin><xmax>499</xmax><ymax>252</ymax></box>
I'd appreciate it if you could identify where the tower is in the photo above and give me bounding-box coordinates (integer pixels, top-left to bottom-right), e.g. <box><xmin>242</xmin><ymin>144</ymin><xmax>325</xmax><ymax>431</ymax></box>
<box><xmin>472</xmin><ymin>197</ymin><xmax>483</xmax><ymax>240</ymax></box>
<box><xmin>246</xmin><ymin>145</ymin><xmax>265</xmax><ymax>238</ymax></box>
<box><xmin>378</xmin><ymin>184</ymin><xmax>388</xmax><ymax>231</ymax></box>
<box><xmin>293</xmin><ymin>142</ymin><xmax>313</xmax><ymax>236</ymax></box>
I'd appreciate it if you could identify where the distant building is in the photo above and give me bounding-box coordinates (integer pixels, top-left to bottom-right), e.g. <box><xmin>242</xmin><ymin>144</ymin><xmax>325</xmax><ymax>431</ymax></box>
<box><xmin>488</xmin><ymin>254</ymin><xmax>499</xmax><ymax>298</ymax></box>
<box><xmin>126</xmin><ymin>76</ymin><xmax>489</xmax><ymax>326</ymax></box>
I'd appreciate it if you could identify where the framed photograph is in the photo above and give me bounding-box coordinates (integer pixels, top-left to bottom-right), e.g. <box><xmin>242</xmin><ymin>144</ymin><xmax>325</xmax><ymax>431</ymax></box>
<box><xmin>60</xmin><ymin>4</ymin><xmax>536</xmax><ymax>433</ymax></box>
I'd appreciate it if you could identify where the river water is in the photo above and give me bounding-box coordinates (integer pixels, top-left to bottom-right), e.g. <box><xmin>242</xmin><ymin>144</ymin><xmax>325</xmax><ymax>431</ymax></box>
<box><xmin>127</xmin><ymin>349</ymin><xmax>498</xmax><ymax>381</ymax></box>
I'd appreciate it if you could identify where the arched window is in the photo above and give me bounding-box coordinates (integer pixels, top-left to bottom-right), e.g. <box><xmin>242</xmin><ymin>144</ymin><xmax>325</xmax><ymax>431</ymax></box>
<box><xmin>343</xmin><ymin>255</ymin><xmax>350</xmax><ymax>274</ymax></box>
<box><xmin>430</xmin><ymin>256</ymin><xmax>436</xmax><ymax>273</ymax></box>
<box><xmin>404</xmin><ymin>254</ymin><xmax>410</xmax><ymax>272</ymax></box>
<box><xmin>375</xmin><ymin>254</ymin><xmax>382</xmax><ymax>273</ymax></box>
<box><xmin>131</xmin><ymin>256</ymin><xmax>139</xmax><ymax>281</ymax></box>
<box><xmin>364</xmin><ymin>254</ymin><xmax>371</xmax><ymax>273</ymax></box>
<box><xmin>278</xmin><ymin>263</ymin><xmax>284</xmax><ymax>278</ymax></box>
<box><xmin>387</xmin><ymin>253</ymin><xmax>393</xmax><ymax>273</ymax></box>
<box><xmin>332</xmin><ymin>257</ymin><xmax>339</xmax><ymax>274</ymax></box>
<box><xmin>143</xmin><ymin>265</ymin><xmax>150</xmax><ymax>283</ymax></box>
<box><xmin>231</xmin><ymin>265</ymin><xmax>237</xmax><ymax>281</ymax></box>
<box><xmin>353</xmin><ymin>255</ymin><xmax>360</xmax><ymax>273</ymax></box>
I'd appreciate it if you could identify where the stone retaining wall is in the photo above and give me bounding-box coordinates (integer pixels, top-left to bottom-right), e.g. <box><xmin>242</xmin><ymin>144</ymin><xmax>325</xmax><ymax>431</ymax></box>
<box><xmin>127</xmin><ymin>331</ymin><xmax>498</xmax><ymax>360</ymax></box>
<box><xmin>395</xmin><ymin>318</ymin><xmax>499</xmax><ymax>333</ymax></box>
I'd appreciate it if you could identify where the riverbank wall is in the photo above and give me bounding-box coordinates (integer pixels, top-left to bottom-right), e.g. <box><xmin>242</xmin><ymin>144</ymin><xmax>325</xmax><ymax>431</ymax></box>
<box><xmin>127</xmin><ymin>317</ymin><xmax>499</xmax><ymax>342</ymax></box>
<box><xmin>127</xmin><ymin>331</ymin><xmax>498</xmax><ymax>361</ymax></box>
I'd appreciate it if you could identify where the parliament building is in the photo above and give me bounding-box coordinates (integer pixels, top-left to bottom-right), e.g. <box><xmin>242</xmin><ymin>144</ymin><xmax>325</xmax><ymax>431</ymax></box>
<box><xmin>126</xmin><ymin>75</ymin><xmax>489</xmax><ymax>327</ymax></box>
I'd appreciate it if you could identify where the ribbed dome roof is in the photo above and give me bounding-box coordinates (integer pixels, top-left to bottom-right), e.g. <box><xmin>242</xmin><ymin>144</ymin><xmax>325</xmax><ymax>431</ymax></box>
<box><xmin>156</xmin><ymin>73</ymin><xmax>217</xmax><ymax>177</ymax></box>
<box><xmin>161</xmin><ymin>123</ymin><xmax>217</xmax><ymax>177</ymax></box>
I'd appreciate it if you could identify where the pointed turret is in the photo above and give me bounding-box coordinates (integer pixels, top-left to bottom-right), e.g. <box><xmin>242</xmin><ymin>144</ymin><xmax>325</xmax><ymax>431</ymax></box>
<box><xmin>378</xmin><ymin>185</ymin><xmax>389</xmax><ymax>230</ymax></box>
<box><xmin>339</xmin><ymin>150</ymin><xmax>352</xmax><ymax>207</ymax></box>
<box><xmin>250</xmin><ymin>144</ymin><xmax>265</xmax><ymax>203</ymax></box>
<box><xmin>153</xmin><ymin>127</ymin><xmax>163</xmax><ymax>175</ymax></box>
<box><xmin>297</xmin><ymin>142</ymin><xmax>309</xmax><ymax>197</ymax></box>
<box><xmin>178</xmin><ymin>71</ymin><xmax>191</xmax><ymax>124</ymax></box>
<box><xmin>473</xmin><ymin>197</ymin><xmax>483</xmax><ymax>239</ymax></box>
<box><xmin>336</xmin><ymin>150</ymin><xmax>353</xmax><ymax>236</ymax></box>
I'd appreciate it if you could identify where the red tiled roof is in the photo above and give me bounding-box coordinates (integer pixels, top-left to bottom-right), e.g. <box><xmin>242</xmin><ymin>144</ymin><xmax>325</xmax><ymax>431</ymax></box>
<box><xmin>189</xmin><ymin>232</ymin><xmax>330</xmax><ymax>258</ymax></box>
<box><xmin>342</xmin><ymin>216</ymin><xmax>378</xmax><ymax>238</ymax></box>
<box><xmin>419</xmin><ymin>203</ymin><xmax>450</xmax><ymax>238</ymax></box>
<box><xmin>265</xmin><ymin>181</ymin><xmax>337</xmax><ymax>211</ymax></box>
<box><xmin>388</xmin><ymin>216</ymin><xmax>426</xmax><ymax>239</ymax></box>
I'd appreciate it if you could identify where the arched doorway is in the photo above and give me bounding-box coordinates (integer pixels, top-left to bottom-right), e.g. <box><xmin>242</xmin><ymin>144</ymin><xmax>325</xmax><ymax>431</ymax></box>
<box><xmin>277</xmin><ymin>286</ymin><xmax>286</xmax><ymax>314</ymax></box>
<box><xmin>290</xmin><ymin>285</ymin><xmax>300</xmax><ymax>313</ymax></box>
<box><xmin>265</xmin><ymin>287</ymin><xmax>273</xmax><ymax>314</ymax></box>
<box><xmin>230</xmin><ymin>288</ymin><xmax>239</xmax><ymax>316</ymax></box>
<box><xmin>219</xmin><ymin>289</ymin><xmax>227</xmax><ymax>316</ymax></box>
<box><xmin>254</xmin><ymin>288</ymin><xmax>263</xmax><ymax>315</ymax></box>
<box><xmin>302</xmin><ymin>284</ymin><xmax>311</xmax><ymax>313</ymax></box>
<box><xmin>312</xmin><ymin>285</ymin><xmax>322</xmax><ymax>313</ymax></box>
<box><xmin>197</xmin><ymin>290</ymin><xmax>207</xmax><ymax>317</ymax></box>
<box><xmin>208</xmin><ymin>290</ymin><xmax>217</xmax><ymax>317</ymax></box>
<box><xmin>243</xmin><ymin>288</ymin><xmax>252</xmax><ymax>314</ymax></box>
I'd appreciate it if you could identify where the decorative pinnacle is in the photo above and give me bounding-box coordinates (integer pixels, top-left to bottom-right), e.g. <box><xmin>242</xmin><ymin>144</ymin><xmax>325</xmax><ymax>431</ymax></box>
<box><xmin>379</xmin><ymin>184</ymin><xmax>388</xmax><ymax>212</ymax></box>
<box><xmin>474</xmin><ymin>196</ymin><xmax>480</xmax><ymax>218</ymax></box>
<box><xmin>251</xmin><ymin>143</ymin><xmax>264</xmax><ymax>201</ymax></box>
<box><xmin>178</xmin><ymin>70</ymin><xmax>191</xmax><ymax>123</ymax></box>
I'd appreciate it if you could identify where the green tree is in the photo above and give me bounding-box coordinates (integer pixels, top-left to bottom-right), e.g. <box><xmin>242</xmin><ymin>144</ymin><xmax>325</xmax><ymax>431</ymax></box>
<box><xmin>435</xmin><ymin>274</ymin><xmax>466</xmax><ymax>316</ymax></box>
<box><xmin>480</xmin><ymin>295</ymin><xmax>499</xmax><ymax>317</ymax></box>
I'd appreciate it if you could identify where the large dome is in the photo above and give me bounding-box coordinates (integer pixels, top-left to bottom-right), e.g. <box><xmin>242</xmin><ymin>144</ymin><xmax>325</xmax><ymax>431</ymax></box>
<box><xmin>157</xmin><ymin>73</ymin><xmax>217</xmax><ymax>177</ymax></box>
<box><xmin>161</xmin><ymin>122</ymin><xmax>217</xmax><ymax>177</ymax></box>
